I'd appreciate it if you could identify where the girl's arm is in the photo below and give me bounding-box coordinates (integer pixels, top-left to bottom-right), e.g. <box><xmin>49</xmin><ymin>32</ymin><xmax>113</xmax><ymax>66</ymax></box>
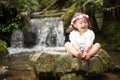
<box><xmin>85</xmin><ymin>30</ymin><xmax>95</xmax><ymax>52</ymax></box>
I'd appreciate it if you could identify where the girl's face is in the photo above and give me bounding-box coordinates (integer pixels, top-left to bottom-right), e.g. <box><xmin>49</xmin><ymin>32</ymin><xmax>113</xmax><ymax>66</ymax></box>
<box><xmin>73</xmin><ymin>18</ymin><xmax>88</xmax><ymax>33</ymax></box>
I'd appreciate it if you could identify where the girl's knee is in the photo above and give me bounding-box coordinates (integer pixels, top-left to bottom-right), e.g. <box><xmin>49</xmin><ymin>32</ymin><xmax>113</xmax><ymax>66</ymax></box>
<box><xmin>94</xmin><ymin>43</ymin><xmax>101</xmax><ymax>48</ymax></box>
<box><xmin>64</xmin><ymin>42</ymin><xmax>70</xmax><ymax>47</ymax></box>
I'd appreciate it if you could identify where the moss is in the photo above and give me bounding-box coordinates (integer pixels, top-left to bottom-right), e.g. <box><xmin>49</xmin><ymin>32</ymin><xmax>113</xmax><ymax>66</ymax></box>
<box><xmin>61</xmin><ymin>2</ymin><xmax>80</xmax><ymax>27</ymax></box>
<box><xmin>88</xmin><ymin>57</ymin><xmax>106</xmax><ymax>75</ymax></box>
<box><xmin>55</xmin><ymin>55</ymin><xmax>73</xmax><ymax>73</ymax></box>
<box><xmin>97</xmin><ymin>49</ymin><xmax>111</xmax><ymax>63</ymax></box>
<box><xmin>83</xmin><ymin>49</ymin><xmax>111</xmax><ymax>75</ymax></box>
<box><xmin>71</xmin><ymin>58</ymin><xmax>82</xmax><ymax>71</ymax></box>
<box><xmin>60</xmin><ymin>73</ymin><xmax>87</xmax><ymax>80</ymax></box>
<box><xmin>35</xmin><ymin>53</ymin><xmax>56</xmax><ymax>73</ymax></box>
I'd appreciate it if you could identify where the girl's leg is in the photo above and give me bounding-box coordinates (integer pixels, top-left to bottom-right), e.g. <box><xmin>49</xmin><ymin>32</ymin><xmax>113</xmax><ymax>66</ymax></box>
<box><xmin>64</xmin><ymin>42</ymin><xmax>83</xmax><ymax>59</ymax></box>
<box><xmin>85</xmin><ymin>43</ymin><xmax>101</xmax><ymax>60</ymax></box>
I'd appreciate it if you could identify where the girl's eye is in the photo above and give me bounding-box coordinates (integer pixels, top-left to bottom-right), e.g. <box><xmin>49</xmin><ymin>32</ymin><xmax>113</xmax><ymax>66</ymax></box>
<box><xmin>79</xmin><ymin>22</ymin><xmax>85</xmax><ymax>24</ymax></box>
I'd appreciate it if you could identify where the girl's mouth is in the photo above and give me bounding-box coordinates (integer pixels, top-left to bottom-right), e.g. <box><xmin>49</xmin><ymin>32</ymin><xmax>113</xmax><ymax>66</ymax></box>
<box><xmin>81</xmin><ymin>27</ymin><xmax>86</xmax><ymax>29</ymax></box>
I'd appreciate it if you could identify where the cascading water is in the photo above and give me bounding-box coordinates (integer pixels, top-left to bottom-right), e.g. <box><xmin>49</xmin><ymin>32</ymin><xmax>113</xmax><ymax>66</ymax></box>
<box><xmin>30</xmin><ymin>17</ymin><xmax>65</xmax><ymax>47</ymax></box>
<box><xmin>8</xmin><ymin>17</ymin><xmax>66</xmax><ymax>54</ymax></box>
<box><xmin>10</xmin><ymin>29</ymin><xmax>23</xmax><ymax>48</ymax></box>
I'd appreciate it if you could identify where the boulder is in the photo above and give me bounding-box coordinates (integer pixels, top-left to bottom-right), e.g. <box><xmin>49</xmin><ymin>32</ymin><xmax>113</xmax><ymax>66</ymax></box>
<box><xmin>0</xmin><ymin>66</ymin><xmax>9</xmax><ymax>78</ymax></box>
<box><xmin>23</xmin><ymin>31</ymin><xmax>37</xmax><ymax>48</ymax></box>
<box><xmin>29</xmin><ymin>49</ymin><xmax>111</xmax><ymax>79</ymax></box>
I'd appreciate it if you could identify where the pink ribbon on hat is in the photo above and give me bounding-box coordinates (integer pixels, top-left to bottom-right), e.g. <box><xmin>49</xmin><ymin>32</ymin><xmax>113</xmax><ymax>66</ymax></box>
<box><xmin>71</xmin><ymin>14</ymin><xmax>89</xmax><ymax>25</ymax></box>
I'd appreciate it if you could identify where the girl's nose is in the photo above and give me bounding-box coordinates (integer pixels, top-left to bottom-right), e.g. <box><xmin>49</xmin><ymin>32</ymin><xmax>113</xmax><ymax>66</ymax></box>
<box><xmin>82</xmin><ymin>23</ymin><xmax>86</xmax><ymax>26</ymax></box>
<box><xmin>83</xmin><ymin>22</ymin><xmax>86</xmax><ymax>25</ymax></box>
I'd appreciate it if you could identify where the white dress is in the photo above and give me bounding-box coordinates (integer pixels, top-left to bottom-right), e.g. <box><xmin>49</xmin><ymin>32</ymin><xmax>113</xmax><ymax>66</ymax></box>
<box><xmin>69</xmin><ymin>29</ymin><xmax>95</xmax><ymax>48</ymax></box>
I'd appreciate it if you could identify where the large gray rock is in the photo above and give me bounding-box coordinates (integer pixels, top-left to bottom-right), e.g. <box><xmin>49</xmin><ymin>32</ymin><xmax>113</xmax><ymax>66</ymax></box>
<box><xmin>29</xmin><ymin>49</ymin><xmax>111</xmax><ymax>78</ymax></box>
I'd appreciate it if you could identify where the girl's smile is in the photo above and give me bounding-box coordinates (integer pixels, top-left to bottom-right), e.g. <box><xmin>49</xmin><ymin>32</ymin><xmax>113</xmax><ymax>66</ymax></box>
<box><xmin>73</xmin><ymin>18</ymin><xmax>88</xmax><ymax>33</ymax></box>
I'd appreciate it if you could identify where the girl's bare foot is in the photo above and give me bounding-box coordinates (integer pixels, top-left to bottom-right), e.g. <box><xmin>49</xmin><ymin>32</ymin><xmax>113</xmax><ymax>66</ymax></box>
<box><xmin>84</xmin><ymin>54</ymin><xmax>91</xmax><ymax>60</ymax></box>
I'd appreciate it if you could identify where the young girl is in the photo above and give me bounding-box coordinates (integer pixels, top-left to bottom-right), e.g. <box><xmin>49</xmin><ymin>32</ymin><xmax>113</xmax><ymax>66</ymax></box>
<box><xmin>64</xmin><ymin>12</ymin><xmax>101</xmax><ymax>60</ymax></box>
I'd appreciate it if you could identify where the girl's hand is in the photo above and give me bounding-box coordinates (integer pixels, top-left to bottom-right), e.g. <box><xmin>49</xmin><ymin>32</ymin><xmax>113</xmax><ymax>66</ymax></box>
<box><xmin>77</xmin><ymin>48</ymin><xmax>82</xmax><ymax>54</ymax></box>
<box><xmin>82</xmin><ymin>50</ymin><xmax>87</xmax><ymax>58</ymax></box>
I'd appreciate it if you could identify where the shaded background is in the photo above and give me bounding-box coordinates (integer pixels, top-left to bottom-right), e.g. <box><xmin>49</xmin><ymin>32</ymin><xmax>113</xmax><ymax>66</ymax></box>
<box><xmin>0</xmin><ymin>0</ymin><xmax>120</xmax><ymax>51</ymax></box>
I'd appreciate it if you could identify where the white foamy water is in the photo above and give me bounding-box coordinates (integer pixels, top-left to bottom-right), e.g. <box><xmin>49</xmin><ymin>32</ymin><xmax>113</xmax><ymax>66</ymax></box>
<box><xmin>7</xmin><ymin>47</ymin><xmax>66</xmax><ymax>54</ymax></box>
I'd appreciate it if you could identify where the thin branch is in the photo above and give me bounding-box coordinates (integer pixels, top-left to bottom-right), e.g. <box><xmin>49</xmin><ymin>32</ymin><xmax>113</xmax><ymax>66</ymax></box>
<box><xmin>102</xmin><ymin>5</ymin><xmax>120</xmax><ymax>11</ymax></box>
<box><xmin>31</xmin><ymin>0</ymin><xmax>58</xmax><ymax>15</ymax></box>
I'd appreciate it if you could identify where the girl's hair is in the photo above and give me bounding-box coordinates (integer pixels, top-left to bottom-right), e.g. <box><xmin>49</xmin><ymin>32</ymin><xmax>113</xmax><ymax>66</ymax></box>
<box><xmin>66</xmin><ymin>12</ymin><xmax>92</xmax><ymax>33</ymax></box>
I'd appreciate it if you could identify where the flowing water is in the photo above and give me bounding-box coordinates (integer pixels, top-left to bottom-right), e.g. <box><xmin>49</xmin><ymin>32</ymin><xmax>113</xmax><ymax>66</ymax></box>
<box><xmin>29</xmin><ymin>17</ymin><xmax>65</xmax><ymax>47</ymax></box>
<box><xmin>8</xmin><ymin>17</ymin><xmax>65</xmax><ymax>54</ymax></box>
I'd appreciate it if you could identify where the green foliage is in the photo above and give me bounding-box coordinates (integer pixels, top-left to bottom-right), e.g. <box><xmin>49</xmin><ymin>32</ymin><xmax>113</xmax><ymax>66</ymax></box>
<box><xmin>0</xmin><ymin>0</ymin><xmax>40</xmax><ymax>33</ymax></box>
<box><xmin>72</xmin><ymin>0</ymin><xmax>104</xmax><ymax>12</ymax></box>
<box><xmin>38</xmin><ymin>0</ymin><xmax>55</xmax><ymax>6</ymax></box>
<box><xmin>0</xmin><ymin>21</ymin><xmax>19</xmax><ymax>32</ymax></box>
<box><xmin>61</xmin><ymin>2</ymin><xmax>78</xmax><ymax>27</ymax></box>
<box><xmin>0</xmin><ymin>0</ymin><xmax>40</xmax><ymax>17</ymax></box>
<box><xmin>0</xmin><ymin>40</ymin><xmax>7</xmax><ymax>48</ymax></box>
<box><xmin>72</xmin><ymin>0</ymin><xmax>84</xmax><ymax>3</ymax></box>
<box><xmin>102</xmin><ymin>19</ymin><xmax>120</xmax><ymax>50</ymax></box>
<box><xmin>0</xmin><ymin>39</ymin><xmax>8</xmax><ymax>57</ymax></box>
<box><xmin>0</xmin><ymin>0</ymin><xmax>40</xmax><ymax>48</ymax></box>
<box><xmin>83</xmin><ymin>0</ymin><xmax>103</xmax><ymax>8</ymax></box>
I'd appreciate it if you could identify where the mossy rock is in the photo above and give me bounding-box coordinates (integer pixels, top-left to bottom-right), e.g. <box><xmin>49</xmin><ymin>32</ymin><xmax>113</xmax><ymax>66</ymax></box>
<box><xmin>30</xmin><ymin>49</ymin><xmax>111</xmax><ymax>77</ymax></box>
<box><xmin>60</xmin><ymin>73</ymin><xmax>87</xmax><ymax>80</ymax></box>
<box><xmin>83</xmin><ymin>49</ymin><xmax>111</xmax><ymax>75</ymax></box>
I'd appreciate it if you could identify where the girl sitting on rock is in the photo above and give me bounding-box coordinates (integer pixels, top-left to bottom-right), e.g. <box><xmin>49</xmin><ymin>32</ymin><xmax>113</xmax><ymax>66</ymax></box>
<box><xmin>64</xmin><ymin>12</ymin><xmax>101</xmax><ymax>60</ymax></box>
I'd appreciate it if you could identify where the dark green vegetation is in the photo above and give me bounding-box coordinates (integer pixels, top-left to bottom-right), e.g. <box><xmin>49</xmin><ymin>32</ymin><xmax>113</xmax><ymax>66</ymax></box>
<box><xmin>0</xmin><ymin>0</ymin><xmax>120</xmax><ymax>51</ymax></box>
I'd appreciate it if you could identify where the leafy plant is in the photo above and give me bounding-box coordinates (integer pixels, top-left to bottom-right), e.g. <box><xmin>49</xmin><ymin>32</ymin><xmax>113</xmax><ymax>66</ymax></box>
<box><xmin>72</xmin><ymin>0</ymin><xmax>104</xmax><ymax>12</ymax></box>
<box><xmin>0</xmin><ymin>40</ymin><xmax>7</xmax><ymax>48</ymax></box>
<box><xmin>0</xmin><ymin>0</ymin><xmax>40</xmax><ymax>33</ymax></box>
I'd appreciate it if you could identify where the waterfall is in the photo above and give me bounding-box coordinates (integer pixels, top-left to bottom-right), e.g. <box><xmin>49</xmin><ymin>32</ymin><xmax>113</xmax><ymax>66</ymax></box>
<box><xmin>29</xmin><ymin>17</ymin><xmax>65</xmax><ymax>47</ymax></box>
<box><xmin>10</xmin><ymin>29</ymin><xmax>23</xmax><ymax>48</ymax></box>
<box><xmin>8</xmin><ymin>17</ymin><xmax>66</xmax><ymax>54</ymax></box>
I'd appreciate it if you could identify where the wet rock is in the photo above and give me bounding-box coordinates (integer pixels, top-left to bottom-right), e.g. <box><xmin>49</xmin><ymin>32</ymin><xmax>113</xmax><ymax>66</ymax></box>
<box><xmin>102</xmin><ymin>73</ymin><xmax>120</xmax><ymax>80</ymax></box>
<box><xmin>0</xmin><ymin>66</ymin><xmax>9</xmax><ymax>79</ymax></box>
<box><xmin>23</xmin><ymin>31</ymin><xmax>37</xmax><ymax>48</ymax></box>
